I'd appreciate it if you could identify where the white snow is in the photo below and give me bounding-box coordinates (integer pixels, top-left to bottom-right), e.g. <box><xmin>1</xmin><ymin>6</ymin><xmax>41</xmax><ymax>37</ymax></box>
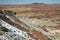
<box><xmin>0</xmin><ymin>19</ymin><xmax>29</xmax><ymax>39</ymax></box>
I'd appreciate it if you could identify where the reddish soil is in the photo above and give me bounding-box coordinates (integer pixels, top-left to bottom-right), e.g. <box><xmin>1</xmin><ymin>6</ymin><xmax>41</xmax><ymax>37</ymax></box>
<box><xmin>28</xmin><ymin>32</ymin><xmax>50</xmax><ymax>40</ymax></box>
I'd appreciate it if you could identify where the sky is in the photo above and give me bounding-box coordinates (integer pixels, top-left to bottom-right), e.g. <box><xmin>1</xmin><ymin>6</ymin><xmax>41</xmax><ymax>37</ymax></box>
<box><xmin>0</xmin><ymin>0</ymin><xmax>60</xmax><ymax>4</ymax></box>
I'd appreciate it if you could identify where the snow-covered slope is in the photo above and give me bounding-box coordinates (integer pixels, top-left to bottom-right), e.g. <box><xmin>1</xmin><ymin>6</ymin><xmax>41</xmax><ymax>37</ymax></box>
<box><xmin>0</xmin><ymin>19</ymin><xmax>32</xmax><ymax>40</ymax></box>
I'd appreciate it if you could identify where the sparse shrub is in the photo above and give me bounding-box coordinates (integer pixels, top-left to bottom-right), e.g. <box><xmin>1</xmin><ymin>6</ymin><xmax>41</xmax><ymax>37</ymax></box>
<box><xmin>0</xmin><ymin>31</ymin><xmax>4</xmax><ymax>35</ymax></box>
<box><xmin>0</xmin><ymin>27</ymin><xmax>9</xmax><ymax>32</ymax></box>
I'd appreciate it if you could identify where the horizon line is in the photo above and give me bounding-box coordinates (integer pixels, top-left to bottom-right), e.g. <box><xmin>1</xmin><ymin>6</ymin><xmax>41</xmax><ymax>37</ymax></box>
<box><xmin>0</xmin><ymin>2</ymin><xmax>60</xmax><ymax>5</ymax></box>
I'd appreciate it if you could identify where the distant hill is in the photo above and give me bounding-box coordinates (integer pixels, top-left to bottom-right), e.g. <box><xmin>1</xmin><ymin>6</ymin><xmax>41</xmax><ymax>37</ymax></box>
<box><xmin>32</xmin><ymin>3</ymin><xmax>45</xmax><ymax>4</ymax></box>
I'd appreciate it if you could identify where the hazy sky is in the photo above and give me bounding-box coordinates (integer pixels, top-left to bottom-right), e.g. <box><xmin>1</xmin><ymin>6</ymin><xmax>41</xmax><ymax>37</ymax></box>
<box><xmin>0</xmin><ymin>0</ymin><xmax>60</xmax><ymax>4</ymax></box>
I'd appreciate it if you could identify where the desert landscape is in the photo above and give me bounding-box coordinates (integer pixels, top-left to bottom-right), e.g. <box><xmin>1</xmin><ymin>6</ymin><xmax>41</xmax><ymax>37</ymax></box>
<box><xmin>0</xmin><ymin>3</ymin><xmax>60</xmax><ymax>40</ymax></box>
